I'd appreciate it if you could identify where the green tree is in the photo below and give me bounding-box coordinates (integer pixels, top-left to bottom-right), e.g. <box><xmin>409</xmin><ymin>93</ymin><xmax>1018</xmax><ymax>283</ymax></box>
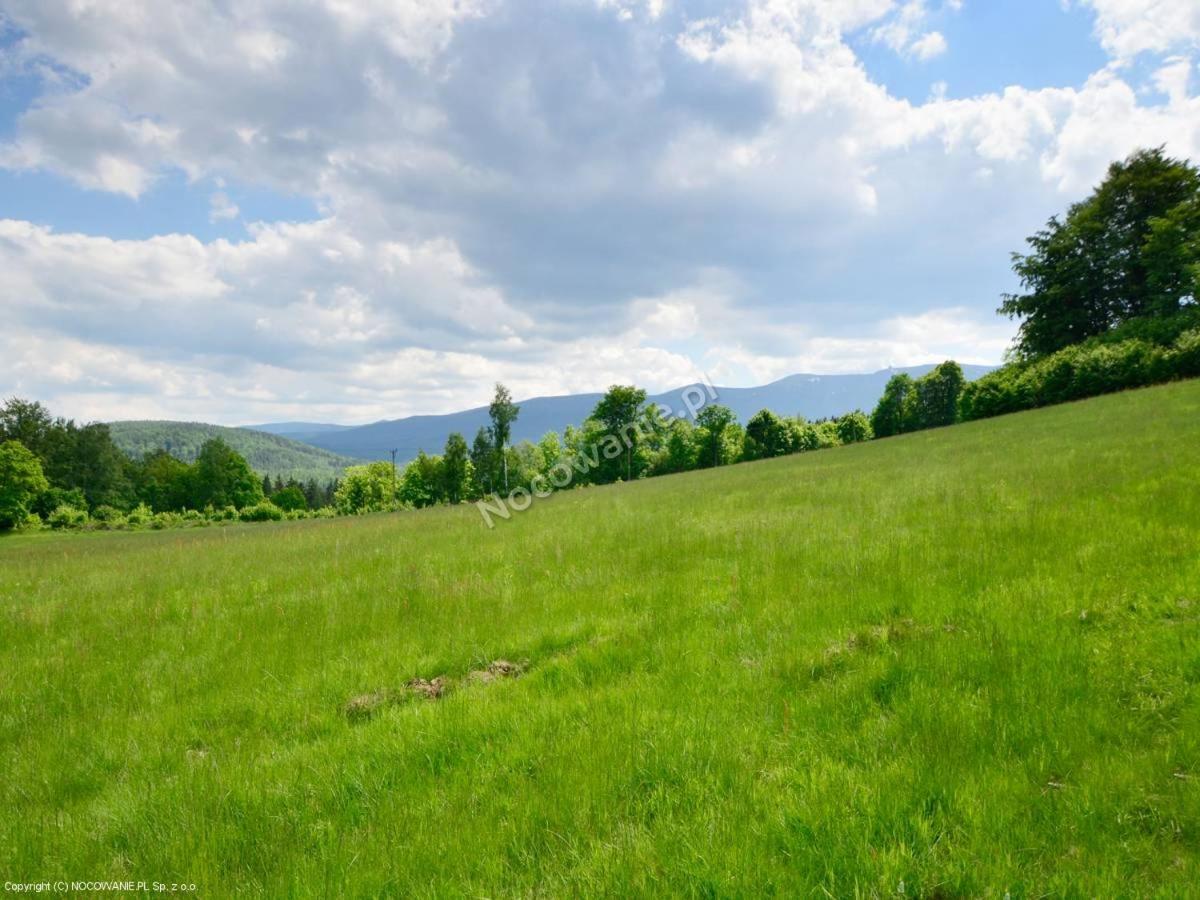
<box><xmin>270</xmin><ymin>485</ymin><xmax>308</xmax><ymax>512</ymax></box>
<box><xmin>744</xmin><ymin>409</ymin><xmax>790</xmax><ymax>460</ymax></box>
<box><xmin>0</xmin><ymin>398</ymin><xmax>60</xmax><ymax>460</ymax></box>
<box><xmin>695</xmin><ymin>404</ymin><xmax>736</xmax><ymax>468</ymax></box>
<box><xmin>836</xmin><ymin>411</ymin><xmax>873</xmax><ymax>444</ymax></box>
<box><xmin>537</xmin><ymin>431</ymin><xmax>563</xmax><ymax>475</ymax></box>
<box><xmin>442</xmin><ymin>432</ymin><xmax>471</xmax><ymax>504</ymax></box>
<box><xmin>335</xmin><ymin>462</ymin><xmax>399</xmax><ymax>514</ymax></box>
<box><xmin>0</xmin><ymin>440</ymin><xmax>49</xmax><ymax>530</ymax></box>
<box><xmin>651</xmin><ymin>418</ymin><xmax>698</xmax><ymax>474</ymax></box>
<box><xmin>489</xmin><ymin>384</ymin><xmax>520</xmax><ymax>491</ymax></box>
<box><xmin>591</xmin><ymin>385</ymin><xmax>648</xmax><ymax>482</ymax></box>
<box><xmin>132</xmin><ymin>449</ymin><xmax>192</xmax><ymax>512</ymax></box>
<box><xmin>1146</xmin><ymin>194</ymin><xmax>1200</xmax><ymax>306</ymax></box>
<box><xmin>68</xmin><ymin>423</ymin><xmax>133</xmax><ymax>510</ymax></box>
<box><xmin>1002</xmin><ymin>148</ymin><xmax>1200</xmax><ymax>358</ymax></box>
<box><xmin>470</xmin><ymin>427</ymin><xmax>497</xmax><ymax>496</ymax></box>
<box><xmin>871</xmin><ymin>374</ymin><xmax>917</xmax><ymax>438</ymax></box>
<box><xmin>190</xmin><ymin>438</ymin><xmax>264</xmax><ymax>510</ymax></box>
<box><xmin>913</xmin><ymin>362</ymin><xmax>966</xmax><ymax>430</ymax></box>
<box><xmin>400</xmin><ymin>452</ymin><xmax>444</xmax><ymax>508</ymax></box>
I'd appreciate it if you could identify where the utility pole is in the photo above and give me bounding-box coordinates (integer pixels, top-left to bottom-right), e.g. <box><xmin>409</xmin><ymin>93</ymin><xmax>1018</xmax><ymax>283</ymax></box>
<box><xmin>390</xmin><ymin>448</ymin><xmax>398</xmax><ymax>508</ymax></box>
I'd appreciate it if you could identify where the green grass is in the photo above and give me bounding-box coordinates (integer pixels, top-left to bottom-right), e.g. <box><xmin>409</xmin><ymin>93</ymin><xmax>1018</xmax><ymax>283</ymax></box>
<box><xmin>4</xmin><ymin>382</ymin><xmax>1200</xmax><ymax>896</ymax></box>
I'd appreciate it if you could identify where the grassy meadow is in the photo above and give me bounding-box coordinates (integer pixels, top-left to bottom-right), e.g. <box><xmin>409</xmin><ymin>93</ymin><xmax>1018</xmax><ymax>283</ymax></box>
<box><xmin>3</xmin><ymin>381</ymin><xmax>1200</xmax><ymax>896</ymax></box>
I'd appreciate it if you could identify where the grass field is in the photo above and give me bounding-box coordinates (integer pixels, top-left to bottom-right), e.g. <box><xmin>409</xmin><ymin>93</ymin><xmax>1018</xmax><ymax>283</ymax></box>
<box><xmin>3</xmin><ymin>382</ymin><xmax>1200</xmax><ymax>896</ymax></box>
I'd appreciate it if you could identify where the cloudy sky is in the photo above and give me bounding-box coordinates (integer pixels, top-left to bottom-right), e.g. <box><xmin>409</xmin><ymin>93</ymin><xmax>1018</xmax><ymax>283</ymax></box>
<box><xmin>1</xmin><ymin>0</ymin><xmax>1198</xmax><ymax>425</ymax></box>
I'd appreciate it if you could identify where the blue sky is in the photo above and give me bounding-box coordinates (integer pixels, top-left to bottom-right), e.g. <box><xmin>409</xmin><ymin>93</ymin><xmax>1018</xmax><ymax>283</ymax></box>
<box><xmin>1</xmin><ymin>0</ymin><xmax>1198</xmax><ymax>425</ymax></box>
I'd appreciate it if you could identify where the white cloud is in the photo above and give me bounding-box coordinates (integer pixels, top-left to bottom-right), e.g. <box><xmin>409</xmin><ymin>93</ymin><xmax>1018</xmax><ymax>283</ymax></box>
<box><xmin>869</xmin><ymin>1</ymin><xmax>949</xmax><ymax>61</ymax></box>
<box><xmin>1081</xmin><ymin>0</ymin><xmax>1200</xmax><ymax>61</ymax></box>
<box><xmin>0</xmin><ymin>0</ymin><xmax>1197</xmax><ymax>422</ymax></box>
<box><xmin>209</xmin><ymin>192</ymin><xmax>240</xmax><ymax>222</ymax></box>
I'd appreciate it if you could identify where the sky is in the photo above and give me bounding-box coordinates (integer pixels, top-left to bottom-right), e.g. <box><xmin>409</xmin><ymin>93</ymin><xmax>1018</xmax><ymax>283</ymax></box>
<box><xmin>1</xmin><ymin>0</ymin><xmax>1198</xmax><ymax>426</ymax></box>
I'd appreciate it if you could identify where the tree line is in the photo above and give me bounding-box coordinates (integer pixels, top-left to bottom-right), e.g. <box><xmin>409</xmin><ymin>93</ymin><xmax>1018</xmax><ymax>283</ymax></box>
<box><xmin>332</xmin><ymin>383</ymin><xmax>877</xmax><ymax>515</ymax></box>
<box><xmin>0</xmin><ymin>398</ymin><xmax>339</xmax><ymax>531</ymax></box>
<box><xmin>4</xmin><ymin>147</ymin><xmax>1198</xmax><ymax>531</ymax></box>
<box><xmin>336</xmin><ymin>147</ymin><xmax>1200</xmax><ymax>515</ymax></box>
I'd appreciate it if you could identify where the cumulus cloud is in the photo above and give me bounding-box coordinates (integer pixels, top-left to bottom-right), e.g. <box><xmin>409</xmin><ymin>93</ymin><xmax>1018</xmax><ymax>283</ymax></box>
<box><xmin>1081</xmin><ymin>0</ymin><xmax>1200</xmax><ymax>60</ymax></box>
<box><xmin>0</xmin><ymin>0</ymin><xmax>1196</xmax><ymax>422</ymax></box>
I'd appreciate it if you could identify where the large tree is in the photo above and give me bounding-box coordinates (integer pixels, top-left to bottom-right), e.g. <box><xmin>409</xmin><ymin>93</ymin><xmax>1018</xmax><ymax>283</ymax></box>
<box><xmin>871</xmin><ymin>374</ymin><xmax>916</xmax><ymax>438</ymax></box>
<box><xmin>132</xmin><ymin>449</ymin><xmax>192</xmax><ymax>512</ymax></box>
<box><xmin>695</xmin><ymin>404</ymin><xmax>737</xmax><ymax>468</ymax></box>
<box><xmin>442</xmin><ymin>432</ymin><xmax>471</xmax><ymax>504</ymax></box>
<box><xmin>1001</xmin><ymin>148</ymin><xmax>1200</xmax><ymax>358</ymax></box>
<box><xmin>591</xmin><ymin>385</ymin><xmax>648</xmax><ymax>482</ymax></box>
<box><xmin>744</xmin><ymin>409</ymin><xmax>790</xmax><ymax>460</ymax></box>
<box><xmin>190</xmin><ymin>438</ymin><xmax>263</xmax><ymax>510</ymax></box>
<box><xmin>0</xmin><ymin>440</ymin><xmax>49</xmax><ymax>530</ymax></box>
<box><xmin>488</xmin><ymin>383</ymin><xmax>520</xmax><ymax>491</ymax></box>
<box><xmin>913</xmin><ymin>362</ymin><xmax>965</xmax><ymax>430</ymax></box>
<box><xmin>470</xmin><ymin>426</ymin><xmax>496</xmax><ymax>496</ymax></box>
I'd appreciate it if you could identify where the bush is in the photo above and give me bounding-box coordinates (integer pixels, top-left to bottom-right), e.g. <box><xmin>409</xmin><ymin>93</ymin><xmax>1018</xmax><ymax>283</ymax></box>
<box><xmin>836</xmin><ymin>411</ymin><xmax>873</xmax><ymax>444</ymax></box>
<box><xmin>48</xmin><ymin>505</ymin><xmax>89</xmax><ymax>530</ymax></box>
<box><xmin>17</xmin><ymin>512</ymin><xmax>44</xmax><ymax>532</ymax></box>
<box><xmin>125</xmin><ymin>503</ymin><xmax>153</xmax><ymax>527</ymax></box>
<box><xmin>1171</xmin><ymin>327</ymin><xmax>1200</xmax><ymax>377</ymax></box>
<box><xmin>151</xmin><ymin>511</ymin><xmax>183</xmax><ymax>530</ymax></box>
<box><xmin>962</xmin><ymin>326</ymin><xmax>1198</xmax><ymax>422</ymax></box>
<box><xmin>239</xmin><ymin>501</ymin><xmax>284</xmax><ymax>522</ymax></box>
<box><xmin>271</xmin><ymin>485</ymin><xmax>308</xmax><ymax>512</ymax></box>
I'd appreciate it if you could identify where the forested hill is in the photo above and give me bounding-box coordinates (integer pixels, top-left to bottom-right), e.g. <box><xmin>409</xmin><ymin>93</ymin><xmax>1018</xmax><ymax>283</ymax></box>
<box><xmin>107</xmin><ymin>421</ymin><xmax>359</xmax><ymax>482</ymax></box>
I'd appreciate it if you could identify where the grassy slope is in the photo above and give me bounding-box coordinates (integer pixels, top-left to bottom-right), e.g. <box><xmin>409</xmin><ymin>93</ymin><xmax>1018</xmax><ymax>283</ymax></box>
<box><xmin>4</xmin><ymin>382</ymin><xmax>1199</xmax><ymax>896</ymax></box>
<box><xmin>107</xmin><ymin>420</ymin><xmax>359</xmax><ymax>483</ymax></box>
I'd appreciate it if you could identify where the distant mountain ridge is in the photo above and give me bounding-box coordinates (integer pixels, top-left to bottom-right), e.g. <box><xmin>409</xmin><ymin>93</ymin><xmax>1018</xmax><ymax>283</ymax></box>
<box><xmin>243</xmin><ymin>422</ymin><xmax>354</xmax><ymax>442</ymax></box>
<box><xmin>265</xmin><ymin>365</ymin><xmax>995</xmax><ymax>463</ymax></box>
<box><xmin>107</xmin><ymin>421</ymin><xmax>359</xmax><ymax>483</ymax></box>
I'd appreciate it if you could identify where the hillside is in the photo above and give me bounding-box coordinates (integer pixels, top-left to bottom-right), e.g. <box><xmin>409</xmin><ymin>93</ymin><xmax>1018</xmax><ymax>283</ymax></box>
<box><xmin>242</xmin><ymin>422</ymin><xmax>352</xmax><ymax>440</ymax></box>
<box><xmin>107</xmin><ymin>420</ymin><xmax>359</xmax><ymax>483</ymax></box>
<box><xmin>289</xmin><ymin>364</ymin><xmax>995</xmax><ymax>462</ymax></box>
<box><xmin>4</xmin><ymin>381</ymin><xmax>1199</xmax><ymax>895</ymax></box>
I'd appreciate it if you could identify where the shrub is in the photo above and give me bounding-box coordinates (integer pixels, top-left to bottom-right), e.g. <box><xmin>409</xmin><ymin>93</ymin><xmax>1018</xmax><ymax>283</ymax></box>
<box><xmin>271</xmin><ymin>485</ymin><xmax>308</xmax><ymax>512</ymax></box>
<box><xmin>836</xmin><ymin>411</ymin><xmax>873</xmax><ymax>444</ymax></box>
<box><xmin>17</xmin><ymin>512</ymin><xmax>44</xmax><ymax>532</ymax></box>
<box><xmin>91</xmin><ymin>505</ymin><xmax>124</xmax><ymax>523</ymax></box>
<box><xmin>125</xmin><ymin>503</ymin><xmax>153</xmax><ymax>527</ymax></box>
<box><xmin>48</xmin><ymin>505</ymin><xmax>89</xmax><ymax>530</ymax></box>
<box><xmin>962</xmin><ymin>328</ymin><xmax>1197</xmax><ymax>422</ymax></box>
<box><xmin>30</xmin><ymin>486</ymin><xmax>86</xmax><ymax>521</ymax></box>
<box><xmin>151</xmin><ymin>511</ymin><xmax>183</xmax><ymax>530</ymax></box>
<box><xmin>1171</xmin><ymin>327</ymin><xmax>1200</xmax><ymax>377</ymax></box>
<box><xmin>239</xmin><ymin>501</ymin><xmax>284</xmax><ymax>522</ymax></box>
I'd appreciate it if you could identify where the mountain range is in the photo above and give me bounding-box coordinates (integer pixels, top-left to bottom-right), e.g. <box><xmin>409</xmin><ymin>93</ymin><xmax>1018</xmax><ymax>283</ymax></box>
<box><xmin>249</xmin><ymin>365</ymin><xmax>995</xmax><ymax>463</ymax></box>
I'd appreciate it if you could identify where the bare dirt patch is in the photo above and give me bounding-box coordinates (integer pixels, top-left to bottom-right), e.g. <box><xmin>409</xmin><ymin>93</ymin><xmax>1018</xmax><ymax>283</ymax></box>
<box><xmin>407</xmin><ymin>676</ymin><xmax>450</xmax><ymax>700</ymax></box>
<box><xmin>345</xmin><ymin>659</ymin><xmax>528</xmax><ymax>721</ymax></box>
<box><xmin>468</xmin><ymin>658</ymin><xmax>527</xmax><ymax>683</ymax></box>
<box><xmin>344</xmin><ymin>691</ymin><xmax>390</xmax><ymax>722</ymax></box>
